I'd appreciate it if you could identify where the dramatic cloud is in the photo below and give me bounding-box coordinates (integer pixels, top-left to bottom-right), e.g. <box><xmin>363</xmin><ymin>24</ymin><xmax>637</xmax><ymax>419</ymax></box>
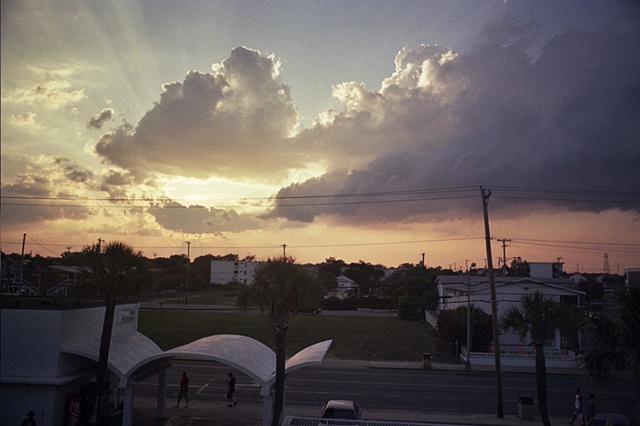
<box><xmin>149</xmin><ymin>202</ymin><xmax>264</xmax><ymax>235</ymax></box>
<box><xmin>270</xmin><ymin>22</ymin><xmax>640</xmax><ymax>225</ymax></box>
<box><xmin>95</xmin><ymin>47</ymin><xmax>306</xmax><ymax>182</ymax></box>
<box><xmin>0</xmin><ymin>156</ymin><xmax>95</xmax><ymax>225</ymax></box>
<box><xmin>88</xmin><ymin>108</ymin><xmax>114</xmax><ymax>129</ymax></box>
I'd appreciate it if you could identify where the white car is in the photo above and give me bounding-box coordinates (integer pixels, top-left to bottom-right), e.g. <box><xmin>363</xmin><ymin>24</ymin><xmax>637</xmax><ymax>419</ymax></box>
<box><xmin>320</xmin><ymin>399</ymin><xmax>363</xmax><ymax>420</ymax></box>
<box><xmin>588</xmin><ymin>413</ymin><xmax>639</xmax><ymax>426</ymax></box>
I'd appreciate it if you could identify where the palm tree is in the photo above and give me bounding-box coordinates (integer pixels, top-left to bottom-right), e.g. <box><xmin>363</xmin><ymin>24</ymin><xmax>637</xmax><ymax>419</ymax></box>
<box><xmin>500</xmin><ymin>290</ymin><xmax>567</xmax><ymax>426</ymax></box>
<box><xmin>579</xmin><ymin>285</ymin><xmax>640</xmax><ymax>384</ymax></box>
<box><xmin>236</xmin><ymin>256</ymin><xmax>322</xmax><ymax>426</ymax></box>
<box><xmin>81</xmin><ymin>241</ymin><xmax>145</xmax><ymax>425</ymax></box>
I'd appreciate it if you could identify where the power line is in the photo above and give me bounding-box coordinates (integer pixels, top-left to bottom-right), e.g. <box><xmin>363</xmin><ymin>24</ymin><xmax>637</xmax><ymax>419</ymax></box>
<box><xmin>3</xmin><ymin>185</ymin><xmax>638</xmax><ymax>209</ymax></box>
<box><xmin>511</xmin><ymin>239</ymin><xmax>640</xmax><ymax>255</ymax></box>
<box><xmin>1</xmin><ymin>236</ymin><xmax>485</xmax><ymax>253</ymax></box>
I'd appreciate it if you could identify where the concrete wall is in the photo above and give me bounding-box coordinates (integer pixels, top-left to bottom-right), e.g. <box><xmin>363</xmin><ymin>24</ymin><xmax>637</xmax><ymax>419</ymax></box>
<box><xmin>1</xmin><ymin>308</ymin><xmax>63</xmax><ymax>378</ymax></box>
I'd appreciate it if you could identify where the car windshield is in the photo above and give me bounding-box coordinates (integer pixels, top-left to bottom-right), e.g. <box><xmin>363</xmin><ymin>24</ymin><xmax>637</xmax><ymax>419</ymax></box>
<box><xmin>323</xmin><ymin>408</ymin><xmax>358</xmax><ymax>419</ymax></box>
<box><xmin>590</xmin><ymin>418</ymin><xmax>636</xmax><ymax>426</ymax></box>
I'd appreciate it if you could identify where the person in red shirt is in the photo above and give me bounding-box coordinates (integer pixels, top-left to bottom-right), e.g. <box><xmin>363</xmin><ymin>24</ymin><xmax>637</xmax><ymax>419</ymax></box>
<box><xmin>176</xmin><ymin>372</ymin><xmax>189</xmax><ymax>408</ymax></box>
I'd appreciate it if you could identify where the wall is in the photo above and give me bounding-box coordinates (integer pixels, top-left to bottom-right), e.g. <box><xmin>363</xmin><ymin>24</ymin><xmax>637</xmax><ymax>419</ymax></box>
<box><xmin>1</xmin><ymin>308</ymin><xmax>63</xmax><ymax>378</ymax></box>
<box><xmin>210</xmin><ymin>260</ymin><xmax>257</xmax><ymax>285</ymax></box>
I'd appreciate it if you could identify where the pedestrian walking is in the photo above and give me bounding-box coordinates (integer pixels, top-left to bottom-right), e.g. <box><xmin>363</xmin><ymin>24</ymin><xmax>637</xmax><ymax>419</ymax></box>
<box><xmin>585</xmin><ymin>393</ymin><xmax>595</xmax><ymax>425</ymax></box>
<box><xmin>570</xmin><ymin>387</ymin><xmax>583</xmax><ymax>425</ymax></box>
<box><xmin>176</xmin><ymin>372</ymin><xmax>189</xmax><ymax>407</ymax></box>
<box><xmin>227</xmin><ymin>373</ymin><xmax>237</xmax><ymax>407</ymax></box>
<box><xmin>21</xmin><ymin>410</ymin><xmax>36</xmax><ymax>426</ymax></box>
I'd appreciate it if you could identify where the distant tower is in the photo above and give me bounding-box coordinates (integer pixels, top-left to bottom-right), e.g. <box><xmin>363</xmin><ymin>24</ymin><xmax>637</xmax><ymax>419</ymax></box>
<box><xmin>603</xmin><ymin>253</ymin><xmax>610</xmax><ymax>274</ymax></box>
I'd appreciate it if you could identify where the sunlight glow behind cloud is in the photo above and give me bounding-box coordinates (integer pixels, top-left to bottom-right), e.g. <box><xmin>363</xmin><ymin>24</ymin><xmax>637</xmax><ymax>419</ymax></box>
<box><xmin>1</xmin><ymin>0</ymin><xmax>639</xmax><ymax>270</ymax></box>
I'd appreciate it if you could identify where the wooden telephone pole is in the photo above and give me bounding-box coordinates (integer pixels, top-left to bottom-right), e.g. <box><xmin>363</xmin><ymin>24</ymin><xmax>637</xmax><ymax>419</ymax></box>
<box><xmin>480</xmin><ymin>187</ymin><xmax>504</xmax><ymax>418</ymax></box>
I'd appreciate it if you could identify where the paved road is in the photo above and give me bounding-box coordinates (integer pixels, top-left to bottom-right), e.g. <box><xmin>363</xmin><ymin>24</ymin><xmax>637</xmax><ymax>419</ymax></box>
<box><xmin>135</xmin><ymin>303</ymin><xmax>639</xmax><ymax>425</ymax></box>
<box><xmin>134</xmin><ymin>359</ymin><xmax>640</xmax><ymax>421</ymax></box>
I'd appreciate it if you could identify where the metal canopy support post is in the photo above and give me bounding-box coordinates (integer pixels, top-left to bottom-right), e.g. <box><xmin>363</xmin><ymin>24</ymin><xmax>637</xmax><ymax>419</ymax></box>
<box><xmin>122</xmin><ymin>384</ymin><xmax>135</xmax><ymax>426</ymax></box>
<box><xmin>156</xmin><ymin>370</ymin><xmax>166</xmax><ymax>419</ymax></box>
<box><xmin>261</xmin><ymin>385</ymin><xmax>273</xmax><ymax>426</ymax></box>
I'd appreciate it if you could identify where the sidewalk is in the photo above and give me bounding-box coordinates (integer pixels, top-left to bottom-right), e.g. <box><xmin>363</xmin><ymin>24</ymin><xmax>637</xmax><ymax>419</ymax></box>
<box><xmin>132</xmin><ymin>359</ymin><xmax>566</xmax><ymax>426</ymax></box>
<box><xmin>133</xmin><ymin>396</ymin><xmax>565</xmax><ymax>426</ymax></box>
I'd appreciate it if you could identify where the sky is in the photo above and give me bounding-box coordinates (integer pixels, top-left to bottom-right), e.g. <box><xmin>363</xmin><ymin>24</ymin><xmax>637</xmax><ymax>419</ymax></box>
<box><xmin>1</xmin><ymin>0</ymin><xmax>639</xmax><ymax>273</ymax></box>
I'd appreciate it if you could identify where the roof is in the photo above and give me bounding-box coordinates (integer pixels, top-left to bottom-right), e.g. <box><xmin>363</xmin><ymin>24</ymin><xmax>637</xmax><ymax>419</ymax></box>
<box><xmin>61</xmin><ymin>331</ymin><xmax>164</xmax><ymax>387</ymax></box>
<box><xmin>436</xmin><ymin>275</ymin><xmax>584</xmax><ymax>296</ymax></box>
<box><xmin>64</xmin><ymin>333</ymin><xmax>332</xmax><ymax>389</ymax></box>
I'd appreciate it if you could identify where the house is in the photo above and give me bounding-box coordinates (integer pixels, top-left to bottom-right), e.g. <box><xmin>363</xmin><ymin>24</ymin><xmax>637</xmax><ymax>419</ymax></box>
<box><xmin>210</xmin><ymin>260</ymin><xmax>257</xmax><ymax>285</ymax></box>
<box><xmin>569</xmin><ymin>273</ymin><xmax>588</xmax><ymax>284</ymax></box>
<box><xmin>626</xmin><ymin>268</ymin><xmax>640</xmax><ymax>287</ymax></box>
<box><xmin>435</xmin><ymin>274</ymin><xmax>584</xmax><ymax>353</ymax></box>
<box><xmin>1</xmin><ymin>257</ymin><xmax>82</xmax><ymax>297</ymax></box>
<box><xmin>326</xmin><ymin>275</ymin><xmax>358</xmax><ymax>299</ymax></box>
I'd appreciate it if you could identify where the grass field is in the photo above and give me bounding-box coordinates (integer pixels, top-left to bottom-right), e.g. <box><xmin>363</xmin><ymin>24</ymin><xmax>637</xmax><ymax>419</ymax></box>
<box><xmin>141</xmin><ymin>287</ymin><xmax>240</xmax><ymax>305</ymax></box>
<box><xmin>138</xmin><ymin>309</ymin><xmax>444</xmax><ymax>362</ymax></box>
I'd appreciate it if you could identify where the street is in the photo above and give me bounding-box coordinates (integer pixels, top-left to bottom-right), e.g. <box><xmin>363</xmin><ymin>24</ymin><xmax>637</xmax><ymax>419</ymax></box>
<box><xmin>134</xmin><ymin>359</ymin><xmax>639</xmax><ymax>419</ymax></box>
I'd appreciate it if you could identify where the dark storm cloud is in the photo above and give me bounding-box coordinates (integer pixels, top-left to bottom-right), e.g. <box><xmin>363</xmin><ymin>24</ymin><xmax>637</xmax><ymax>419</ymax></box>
<box><xmin>149</xmin><ymin>201</ymin><xmax>263</xmax><ymax>234</ymax></box>
<box><xmin>54</xmin><ymin>157</ymin><xmax>93</xmax><ymax>183</ymax></box>
<box><xmin>269</xmin><ymin>21</ymin><xmax>640</xmax><ymax>225</ymax></box>
<box><xmin>88</xmin><ymin>108</ymin><xmax>114</xmax><ymax>129</ymax></box>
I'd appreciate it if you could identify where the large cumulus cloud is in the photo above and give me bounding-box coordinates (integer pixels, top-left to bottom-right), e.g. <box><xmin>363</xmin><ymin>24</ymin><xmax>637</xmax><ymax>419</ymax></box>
<box><xmin>95</xmin><ymin>47</ymin><xmax>305</xmax><ymax>182</ymax></box>
<box><xmin>270</xmin><ymin>21</ymin><xmax>640</xmax><ymax>225</ymax></box>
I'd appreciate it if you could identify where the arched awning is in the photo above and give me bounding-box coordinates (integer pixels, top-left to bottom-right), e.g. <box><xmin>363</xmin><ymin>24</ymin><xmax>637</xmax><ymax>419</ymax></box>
<box><xmin>63</xmin><ymin>333</ymin><xmax>332</xmax><ymax>389</ymax></box>
<box><xmin>61</xmin><ymin>331</ymin><xmax>164</xmax><ymax>386</ymax></box>
<box><xmin>62</xmin><ymin>333</ymin><xmax>331</xmax><ymax>426</ymax></box>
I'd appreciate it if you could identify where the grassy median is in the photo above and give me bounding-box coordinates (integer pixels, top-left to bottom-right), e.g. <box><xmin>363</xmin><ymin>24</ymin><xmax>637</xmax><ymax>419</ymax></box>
<box><xmin>138</xmin><ymin>309</ymin><xmax>441</xmax><ymax>362</ymax></box>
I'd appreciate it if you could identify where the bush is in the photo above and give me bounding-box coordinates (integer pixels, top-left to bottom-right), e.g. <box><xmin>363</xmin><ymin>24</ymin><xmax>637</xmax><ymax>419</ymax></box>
<box><xmin>397</xmin><ymin>296</ymin><xmax>422</xmax><ymax>321</ymax></box>
<box><xmin>436</xmin><ymin>306</ymin><xmax>493</xmax><ymax>351</ymax></box>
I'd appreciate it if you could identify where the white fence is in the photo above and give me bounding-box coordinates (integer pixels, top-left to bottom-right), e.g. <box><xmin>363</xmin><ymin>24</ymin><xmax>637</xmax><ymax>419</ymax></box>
<box><xmin>282</xmin><ymin>417</ymin><xmax>443</xmax><ymax>426</ymax></box>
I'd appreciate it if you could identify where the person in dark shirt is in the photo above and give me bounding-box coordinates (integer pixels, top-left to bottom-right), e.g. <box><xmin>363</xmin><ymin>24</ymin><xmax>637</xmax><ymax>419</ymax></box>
<box><xmin>21</xmin><ymin>410</ymin><xmax>36</xmax><ymax>426</ymax></box>
<box><xmin>227</xmin><ymin>373</ymin><xmax>237</xmax><ymax>407</ymax></box>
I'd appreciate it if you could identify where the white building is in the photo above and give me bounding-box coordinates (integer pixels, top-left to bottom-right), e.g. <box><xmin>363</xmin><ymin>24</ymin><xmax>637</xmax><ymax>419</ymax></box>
<box><xmin>210</xmin><ymin>260</ymin><xmax>257</xmax><ymax>285</ymax></box>
<box><xmin>325</xmin><ymin>275</ymin><xmax>358</xmax><ymax>299</ymax></box>
<box><xmin>1</xmin><ymin>299</ymin><xmax>163</xmax><ymax>426</ymax></box>
<box><xmin>435</xmin><ymin>275</ymin><xmax>584</xmax><ymax>351</ymax></box>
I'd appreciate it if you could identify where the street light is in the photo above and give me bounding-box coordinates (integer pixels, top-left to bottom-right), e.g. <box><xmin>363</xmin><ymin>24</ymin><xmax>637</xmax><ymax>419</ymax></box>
<box><xmin>466</xmin><ymin>262</ymin><xmax>476</xmax><ymax>370</ymax></box>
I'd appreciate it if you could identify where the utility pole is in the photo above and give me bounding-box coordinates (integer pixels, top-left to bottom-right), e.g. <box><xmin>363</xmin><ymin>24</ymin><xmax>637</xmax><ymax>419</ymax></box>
<box><xmin>20</xmin><ymin>233</ymin><xmax>26</xmax><ymax>294</ymax></box>
<box><xmin>480</xmin><ymin>187</ymin><xmax>504</xmax><ymax>418</ymax></box>
<box><xmin>603</xmin><ymin>253</ymin><xmax>610</xmax><ymax>274</ymax></box>
<box><xmin>281</xmin><ymin>244</ymin><xmax>287</xmax><ymax>258</ymax></box>
<box><xmin>497</xmin><ymin>238</ymin><xmax>510</xmax><ymax>268</ymax></box>
<box><xmin>185</xmin><ymin>241</ymin><xmax>191</xmax><ymax>305</ymax></box>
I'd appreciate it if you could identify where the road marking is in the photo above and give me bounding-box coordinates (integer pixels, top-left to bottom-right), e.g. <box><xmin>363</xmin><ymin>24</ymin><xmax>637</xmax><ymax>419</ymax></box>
<box><xmin>196</xmin><ymin>383</ymin><xmax>209</xmax><ymax>395</ymax></box>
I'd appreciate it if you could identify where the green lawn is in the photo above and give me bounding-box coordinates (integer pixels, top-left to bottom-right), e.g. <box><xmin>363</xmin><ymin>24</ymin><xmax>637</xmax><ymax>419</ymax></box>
<box><xmin>140</xmin><ymin>287</ymin><xmax>239</xmax><ymax>305</ymax></box>
<box><xmin>138</xmin><ymin>310</ymin><xmax>443</xmax><ymax>362</ymax></box>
